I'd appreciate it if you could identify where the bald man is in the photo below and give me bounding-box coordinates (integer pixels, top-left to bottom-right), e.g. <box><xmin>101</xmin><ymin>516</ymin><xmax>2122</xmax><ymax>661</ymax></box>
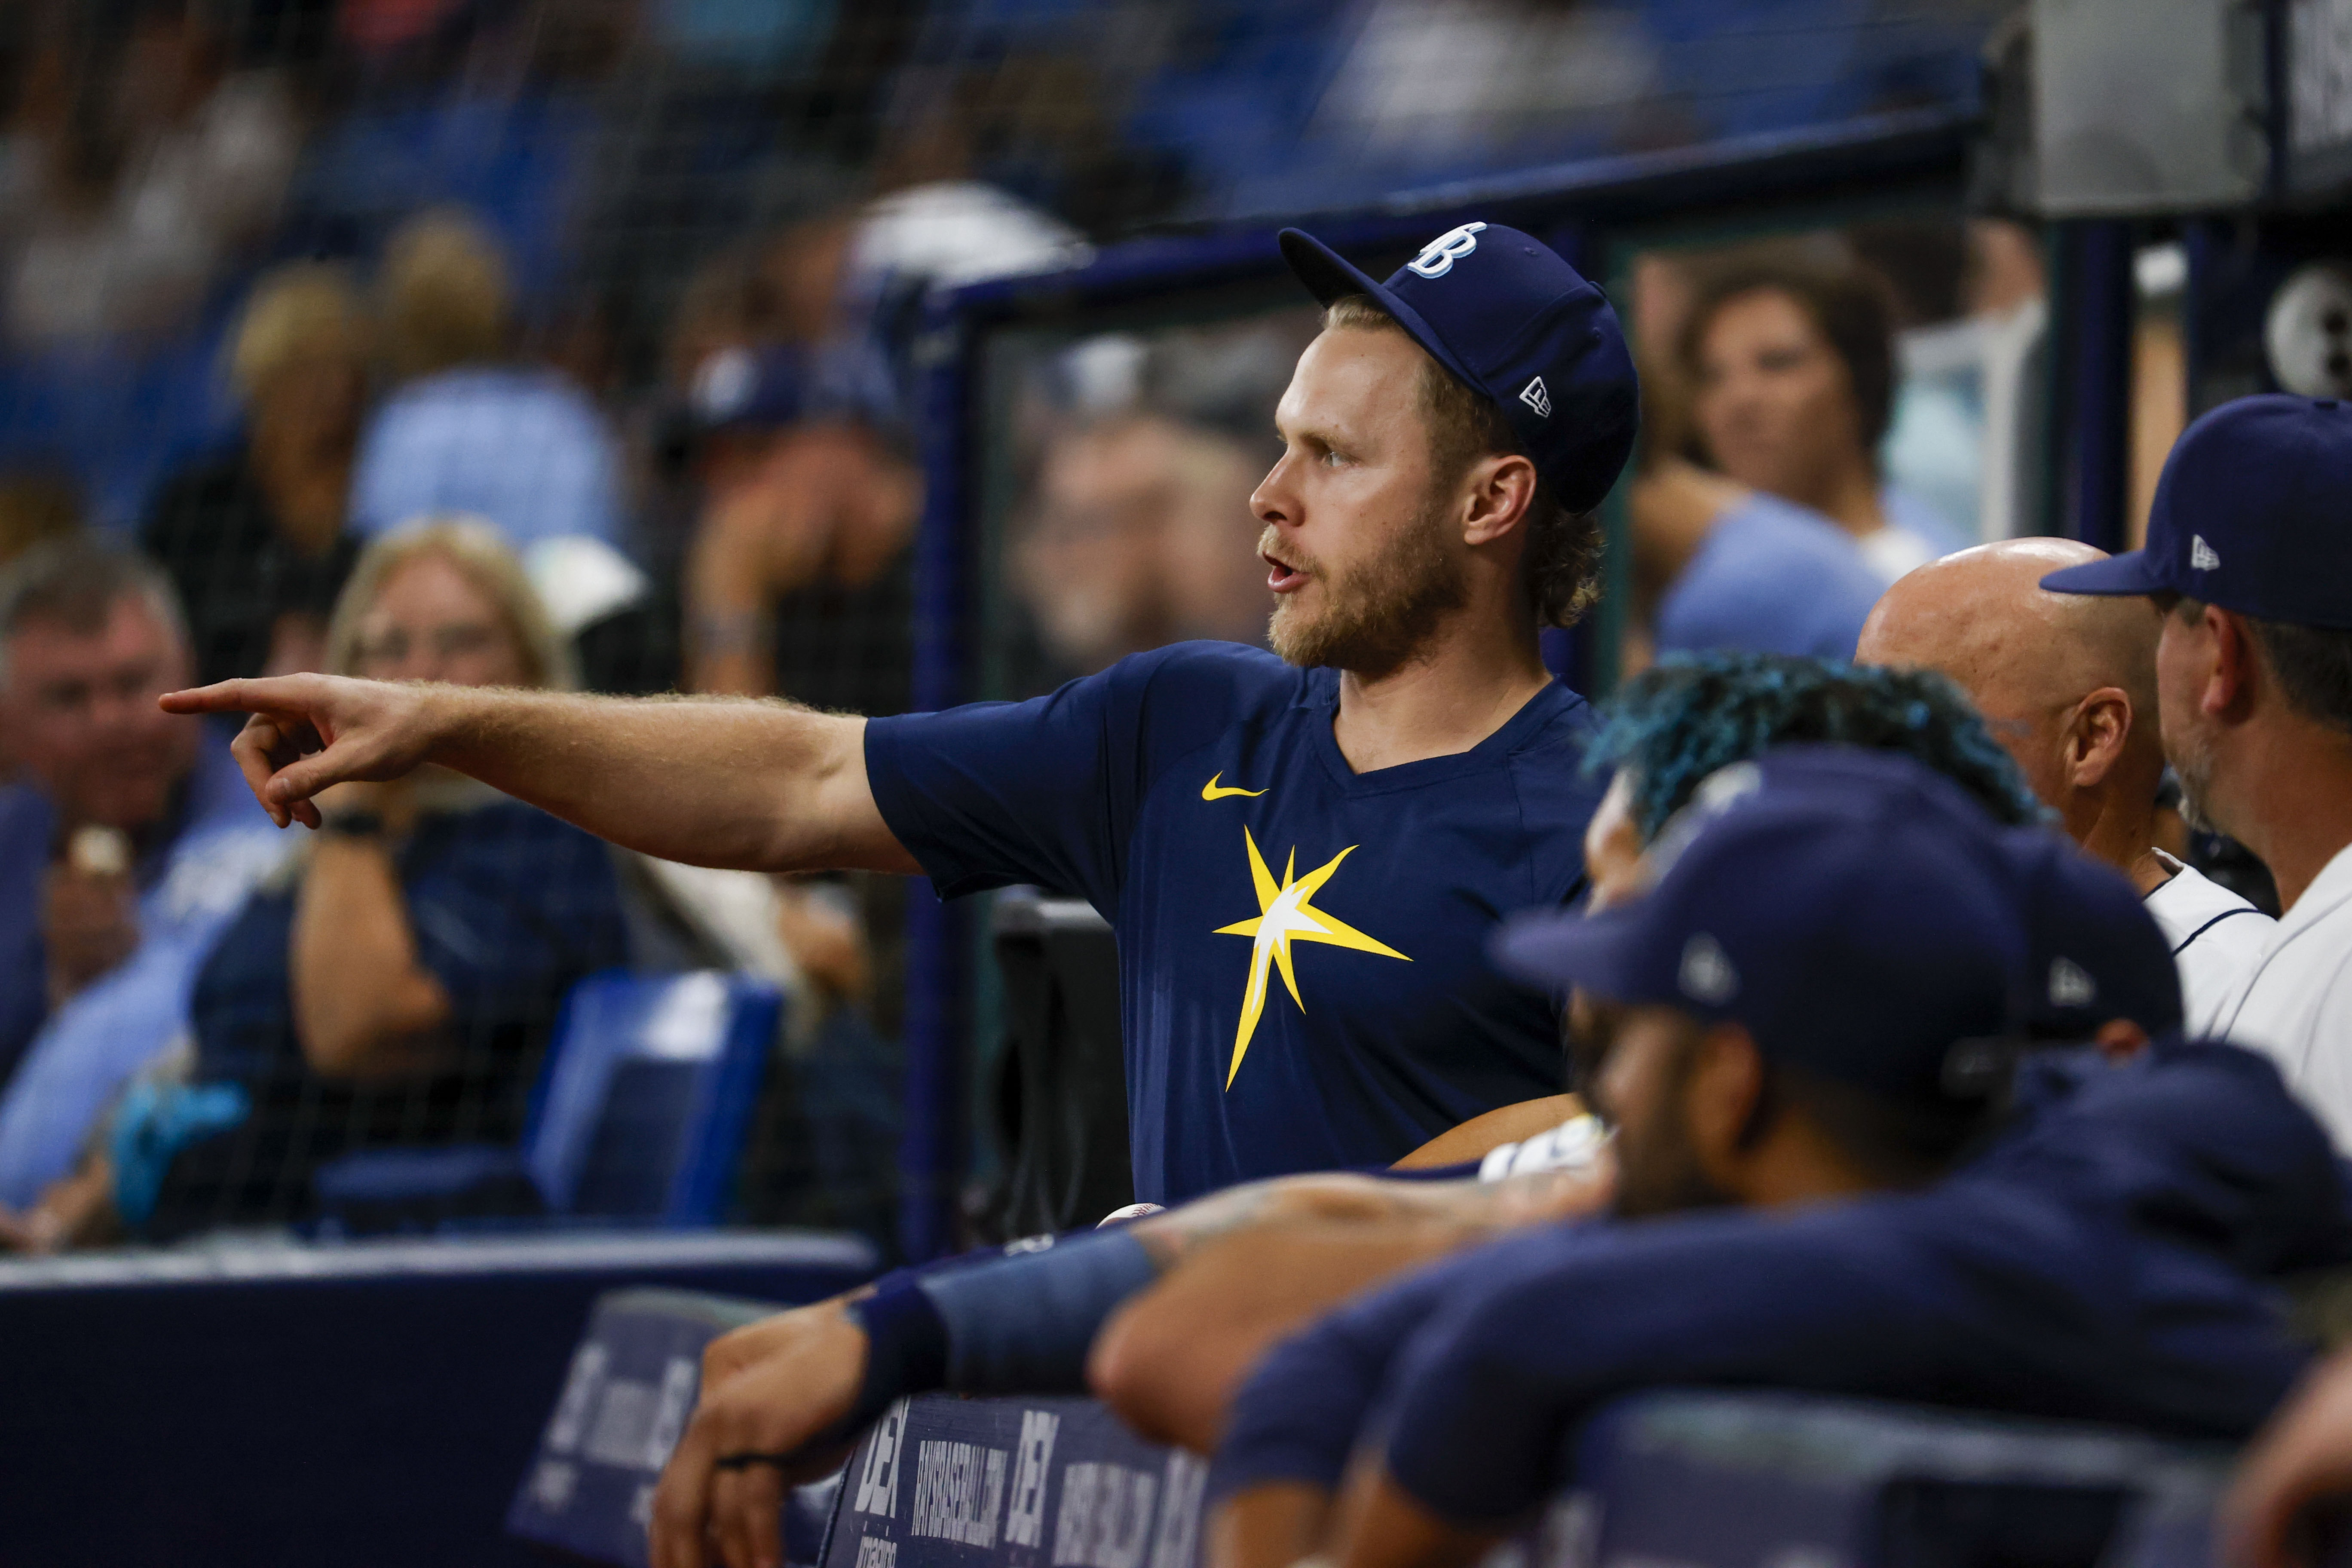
<box><xmin>1859</xmin><ymin>538</ymin><xmax>2271</xmax><ymax>1035</ymax></box>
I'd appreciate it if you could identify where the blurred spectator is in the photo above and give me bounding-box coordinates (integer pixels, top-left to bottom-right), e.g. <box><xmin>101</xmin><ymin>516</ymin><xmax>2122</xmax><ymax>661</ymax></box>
<box><xmin>1626</xmin><ymin>364</ymin><xmax>1886</xmax><ymax>665</ymax></box>
<box><xmin>351</xmin><ymin>210</ymin><xmax>626</xmax><ymax>549</ymax></box>
<box><xmin>141</xmin><ymin>261</ymin><xmax>371</xmax><ymax>686</ymax></box>
<box><xmin>0</xmin><ymin>468</ymin><xmax>83</xmax><ymax>779</ymax></box>
<box><xmin>2</xmin><ymin>4</ymin><xmax>297</xmax><ymax>344</ymax></box>
<box><xmin>680</xmin><ymin>347</ymin><xmax>921</xmax><ymax>705</ymax></box>
<box><xmin>0</xmin><ymin>469</ymin><xmax>80</xmax><ymax>571</ymax></box>
<box><xmin>1679</xmin><ymin>246</ymin><xmax>1966</xmax><ymax>585</ymax></box>
<box><xmin>1969</xmin><ymin>219</ymin><xmax>2049</xmax><ymax>541</ymax></box>
<box><xmin>847</xmin><ymin>177</ymin><xmax>1084</xmax><ymax>303</ymax></box>
<box><xmin>1011</xmin><ymin>413</ymin><xmax>1266</xmax><ymax>679</ymax></box>
<box><xmin>1309</xmin><ymin>0</ymin><xmax>1657</xmax><ymax>162</ymax></box>
<box><xmin>0</xmin><ymin>538</ymin><xmax>282</xmax><ymax>1218</ymax></box>
<box><xmin>135</xmin><ymin>517</ymin><xmax>632</xmax><ymax>1238</ymax></box>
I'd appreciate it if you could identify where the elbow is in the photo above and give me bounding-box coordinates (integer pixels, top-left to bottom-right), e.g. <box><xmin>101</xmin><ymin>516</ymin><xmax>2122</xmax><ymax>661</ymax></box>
<box><xmin>296</xmin><ymin>1011</ymin><xmax>396</xmax><ymax>1078</ymax></box>
<box><xmin>295</xmin><ymin>974</ymin><xmax>450</xmax><ymax>1080</ymax></box>
<box><xmin>1090</xmin><ymin>1295</ymin><xmax>1224</xmax><ymax>1453</ymax></box>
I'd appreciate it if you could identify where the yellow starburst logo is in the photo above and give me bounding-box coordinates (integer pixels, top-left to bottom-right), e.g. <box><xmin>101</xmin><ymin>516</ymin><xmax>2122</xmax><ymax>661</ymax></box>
<box><xmin>1213</xmin><ymin>826</ymin><xmax>1411</xmax><ymax>1089</ymax></box>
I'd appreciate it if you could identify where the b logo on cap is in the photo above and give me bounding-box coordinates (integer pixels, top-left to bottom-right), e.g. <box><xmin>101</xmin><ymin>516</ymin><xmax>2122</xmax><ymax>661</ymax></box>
<box><xmin>1406</xmin><ymin>223</ymin><xmax>1488</xmax><ymax>279</ymax></box>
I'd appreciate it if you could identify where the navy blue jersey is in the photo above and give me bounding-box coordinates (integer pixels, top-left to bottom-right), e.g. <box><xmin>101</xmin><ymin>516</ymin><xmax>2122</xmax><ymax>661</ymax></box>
<box><xmin>864</xmin><ymin>641</ymin><xmax>1605</xmax><ymax>1203</ymax></box>
<box><xmin>1216</xmin><ymin>1041</ymin><xmax>2352</xmax><ymax>1524</ymax></box>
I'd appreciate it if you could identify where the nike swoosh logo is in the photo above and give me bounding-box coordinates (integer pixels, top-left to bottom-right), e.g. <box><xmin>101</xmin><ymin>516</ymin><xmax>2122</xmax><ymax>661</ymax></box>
<box><xmin>1201</xmin><ymin>772</ymin><xmax>1268</xmax><ymax>801</ymax></box>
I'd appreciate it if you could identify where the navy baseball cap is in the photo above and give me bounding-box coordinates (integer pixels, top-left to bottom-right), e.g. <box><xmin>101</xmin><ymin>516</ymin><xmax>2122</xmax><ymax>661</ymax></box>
<box><xmin>2041</xmin><ymin>394</ymin><xmax>2352</xmax><ymax>628</ymax></box>
<box><xmin>687</xmin><ymin>344</ymin><xmax>808</xmax><ymax>433</ymax></box>
<box><xmin>2003</xmin><ymin>833</ymin><xmax>2183</xmax><ymax>1040</ymax></box>
<box><xmin>1279</xmin><ymin>222</ymin><xmax>1640</xmax><ymax>513</ymax></box>
<box><xmin>1492</xmin><ymin>748</ymin><xmax>2028</xmax><ymax>1106</ymax></box>
<box><xmin>1708</xmin><ymin>750</ymin><xmax>2172</xmax><ymax>1037</ymax></box>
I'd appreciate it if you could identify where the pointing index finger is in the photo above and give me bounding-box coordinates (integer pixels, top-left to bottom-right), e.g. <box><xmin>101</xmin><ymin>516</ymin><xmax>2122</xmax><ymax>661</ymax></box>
<box><xmin>159</xmin><ymin>680</ymin><xmax>254</xmax><ymax>715</ymax></box>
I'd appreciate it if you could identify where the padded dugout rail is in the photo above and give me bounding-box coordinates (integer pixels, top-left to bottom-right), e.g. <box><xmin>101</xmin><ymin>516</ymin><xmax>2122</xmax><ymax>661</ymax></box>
<box><xmin>520</xmin><ymin>1289</ymin><xmax>2251</xmax><ymax>1568</ymax></box>
<box><xmin>0</xmin><ymin>1231</ymin><xmax>873</xmax><ymax>1566</ymax></box>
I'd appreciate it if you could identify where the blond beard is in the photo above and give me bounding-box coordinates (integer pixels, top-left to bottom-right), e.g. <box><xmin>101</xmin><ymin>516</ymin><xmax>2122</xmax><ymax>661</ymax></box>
<box><xmin>1265</xmin><ymin>502</ymin><xmax>1467</xmax><ymax>677</ymax></box>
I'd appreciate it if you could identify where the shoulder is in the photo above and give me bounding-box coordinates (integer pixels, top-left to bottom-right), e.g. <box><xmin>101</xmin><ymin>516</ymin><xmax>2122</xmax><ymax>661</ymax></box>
<box><xmin>1099</xmin><ymin>640</ymin><xmax>1309</xmax><ymax>719</ymax></box>
<box><xmin>1672</xmin><ymin>499</ymin><xmax>1880</xmax><ymax>608</ymax></box>
<box><xmin>1710</xmin><ymin>493</ymin><xmax>1881</xmax><ymax>576</ymax></box>
<box><xmin>1662</xmin><ymin>499</ymin><xmax>1879</xmax><ymax>657</ymax></box>
<box><xmin>2148</xmin><ymin>863</ymin><xmax>2275</xmax><ymax>958</ymax></box>
<box><xmin>1512</xmin><ymin>679</ymin><xmax>1599</xmax><ymax>747</ymax></box>
<box><xmin>0</xmin><ymin>783</ymin><xmax>50</xmax><ymax>884</ymax></box>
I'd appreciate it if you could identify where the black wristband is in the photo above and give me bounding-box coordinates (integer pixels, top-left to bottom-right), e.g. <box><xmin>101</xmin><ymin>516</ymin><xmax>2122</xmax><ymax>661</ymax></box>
<box><xmin>826</xmin><ymin>1274</ymin><xmax>949</xmax><ymax>1440</ymax></box>
<box><xmin>318</xmin><ymin>810</ymin><xmax>386</xmax><ymax>839</ymax></box>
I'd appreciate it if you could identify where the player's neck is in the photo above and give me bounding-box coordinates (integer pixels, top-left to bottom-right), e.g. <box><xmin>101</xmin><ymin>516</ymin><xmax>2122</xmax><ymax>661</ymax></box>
<box><xmin>2070</xmin><ymin>766</ymin><xmax>2169</xmax><ymax>897</ymax></box>
<box><xmin>2222</xmin><ymin>720</ymin><xmax>2352</xmax><ymax>913</ymax></box>
<box><xmin>1329</xmin><ymin>609</ymin><xmax>1551</xmax><ymax>775</ymax></box>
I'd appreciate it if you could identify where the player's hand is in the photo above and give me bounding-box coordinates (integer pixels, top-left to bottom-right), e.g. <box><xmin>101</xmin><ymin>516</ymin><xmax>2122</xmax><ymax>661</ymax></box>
<box><xmin>2225</xmin><ymin>1350</ymin><xmax>2352</xmax><ymax>1568</ymax></box>
<box><xmin>1328</xmin><ymin>1458</ymin><xmax>1499</xmax><ymax>1568</ymax></box>
<box><xmin>159</xmin><ymin>675</ymin><xmax>445</xmax><ymax>830</ymax></box>
<box><xmin>649</xmin><ymin>1298</ymin><xmax>870</xmax><ymax>1568</ymax></box>
<box><xmin>1204</xmin><ymin>1480</ymin><xmax>1335</xmax><ymax>1568</ymax></box>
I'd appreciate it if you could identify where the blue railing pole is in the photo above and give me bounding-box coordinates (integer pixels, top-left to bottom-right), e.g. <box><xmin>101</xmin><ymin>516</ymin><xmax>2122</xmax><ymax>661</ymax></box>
<box><xmin>898</xmin><ymin>297</ymin><xmax>979</xmax><ymax>1262</ymax></box>
<box><xmin>2058</xmin><ymin>219</ymin><xmax>2137</xmax><ymax>552</ymax></box>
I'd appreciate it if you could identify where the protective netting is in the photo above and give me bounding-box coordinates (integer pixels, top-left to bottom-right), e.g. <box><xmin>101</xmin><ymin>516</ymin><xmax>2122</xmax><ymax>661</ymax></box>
<box><xmin>0</xmin><ymin>0</ymin><xmax>2006</xmax><ymax>1260</ymax></box>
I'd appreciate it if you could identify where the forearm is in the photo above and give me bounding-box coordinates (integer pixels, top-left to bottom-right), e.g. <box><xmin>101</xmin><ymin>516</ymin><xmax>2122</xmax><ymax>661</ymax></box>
<box><xmin>1095</xmin><ymin>1218</ymin><xmax>1484</xmax><ymax>1452</ymax></box>
<box><xmin>417</xmin><ymin>685</ymin><xmax>915</xmax><ymax>874</ymax></box>
<box><xmin>292</xmin><ymin>840</ymin><xmax>450</xmax><ymax>1076</ymax></box>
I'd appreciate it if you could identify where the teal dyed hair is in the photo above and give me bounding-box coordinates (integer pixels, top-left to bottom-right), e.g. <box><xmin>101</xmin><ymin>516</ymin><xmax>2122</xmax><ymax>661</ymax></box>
<box><xmin>1590</xmin><ymin>652</ymin><xmax>2047</xmax><ymax>842</ymax></box>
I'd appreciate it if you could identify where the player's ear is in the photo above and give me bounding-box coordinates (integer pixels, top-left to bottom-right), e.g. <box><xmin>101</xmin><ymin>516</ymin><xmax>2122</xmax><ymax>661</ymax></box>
<box><xmin>1684</xmin><ymin>1020</ymin><xmax>1765</xmax><ymax>1172</ymax></box>
<box><xmin>2067</xmin><ymin>687</ymin><xmax>2132</xmax><ymax>787</ymax></box>
<box><xmin>1459</xmin><ymin>452</ymin><xmax>1538</xmax><ymax>547</ymax></box>
<box><xmin>2204</xmin><ymin>606</ymin><xmax>2260</xmax><ymax>720</ymax></box>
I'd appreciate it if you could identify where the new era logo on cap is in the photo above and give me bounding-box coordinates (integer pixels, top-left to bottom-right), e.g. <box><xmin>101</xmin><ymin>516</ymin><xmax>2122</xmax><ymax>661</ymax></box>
<box><xmin>2049</xmin><ymin>956</ymin><xmax>2097</xmax><ymax>1008</ymax></box>
<box><xmin>1678</xmin><ymin>933</ymin><xmax>1739</xmax><ymax>1005</ymax></box>
<box><xmin>2191</xmin><ymin>534</ymin><xmax>2220</xmax><ymax>572</ymax></box>
<box><xmin>1519</xmin><ymin>377</ymin><xmax>1552</xmax><ymax>418</ymax></box>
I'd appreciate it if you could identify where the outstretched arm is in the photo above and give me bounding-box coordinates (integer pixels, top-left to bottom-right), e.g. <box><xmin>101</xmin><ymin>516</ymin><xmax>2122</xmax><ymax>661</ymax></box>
<box><xmin>160</xmin><ymin>677</ymin><xmax>920</xmax><ymax>875</ymax></box>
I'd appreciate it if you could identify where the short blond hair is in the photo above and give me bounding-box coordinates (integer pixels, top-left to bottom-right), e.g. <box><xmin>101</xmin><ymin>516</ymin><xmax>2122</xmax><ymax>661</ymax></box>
<box><xmin>227</xmin><ymin>262</ymin><xmax>372</xmax><ymax>404</ymax></box>
<box><xmin>379</xmin><ymin>210</ymin><xmax>511</xmax><ymax>379</ymax></box>
<box><xmin>326</xmin><ymin>516</ymin><xmax>575</xmax><ymax>690</ymax></box>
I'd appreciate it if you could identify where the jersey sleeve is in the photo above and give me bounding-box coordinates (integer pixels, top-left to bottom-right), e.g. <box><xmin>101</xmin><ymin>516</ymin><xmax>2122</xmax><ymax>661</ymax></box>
<box><xmin>1370</xmin><ymin>1214</ymin><xmax>1954</xmax><ymax>1525</ymax></box>
<box><xmin>862</xmin><ymin>643</ymin><xmax>1259</xmax><ymax>911</ymax></box>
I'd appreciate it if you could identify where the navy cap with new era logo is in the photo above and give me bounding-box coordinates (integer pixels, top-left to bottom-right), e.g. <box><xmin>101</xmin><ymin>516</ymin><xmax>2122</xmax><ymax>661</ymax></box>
<box><xmin>1489</xmin><ymin>747</ymin><xmax>2030</xmax><ymax>1108</ymax></box>
<box><xmin>1279</xmin><ymin>222</ymin><xmax>1639</xmax><ymax>513</ymax></box>
<box><xmin>2041</xmin><ymin>394</ymin><xmax>2352</xmax><ymax>627</ymax></box>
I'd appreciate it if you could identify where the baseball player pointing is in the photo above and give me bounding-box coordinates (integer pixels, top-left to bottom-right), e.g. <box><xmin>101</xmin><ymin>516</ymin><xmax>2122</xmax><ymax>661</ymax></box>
<box><xmin>164</xmin><ymin>222</ymin><xmax>1640</xmax><ymax>1206</ymax></box>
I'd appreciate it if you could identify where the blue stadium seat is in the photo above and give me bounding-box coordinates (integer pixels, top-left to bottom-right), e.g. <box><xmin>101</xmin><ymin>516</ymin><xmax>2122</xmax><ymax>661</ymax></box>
<box><xmin>314</xmin><ymin>970</ymin><xmax>783</xmax><ymax>1232</ymax></box>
